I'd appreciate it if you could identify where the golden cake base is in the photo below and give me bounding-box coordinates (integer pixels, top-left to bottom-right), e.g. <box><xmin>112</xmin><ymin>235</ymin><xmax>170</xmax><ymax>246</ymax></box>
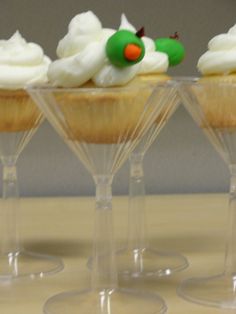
<box><xmin>56</xmin><ymin>81</ymin><xmax>156</xmax><ymax>144</ymax></box>
<box><xmin>56</xmin><ymin>76</ymin><xmax>171</xmax><ymax>144</ymax></box>
<box><xmin>194</xmin><ymin>75</ymin><xmax>236</xmax><ymax>129</ymax></box>
<box><xmin>0</xmin><ymin>89</ymin><xmax>42</xmax><ymax>132</ymax></box>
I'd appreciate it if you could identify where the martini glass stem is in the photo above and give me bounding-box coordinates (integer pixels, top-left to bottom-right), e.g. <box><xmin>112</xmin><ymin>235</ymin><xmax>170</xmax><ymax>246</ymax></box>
<box><xmin>224</xmin><ymin>164</ymin><xmax>236</xmax><ymax>275</ymax></box>
<box><xmin>1</xmin><ymin>156</ymin><xmax>20</xmax><ymax>255</ymax></box>
<box><xmin>92</xmin><ymin>175</ymin><xmax>118</xmax><ymax>291</ymax></box>
<box><xmin>128</xmin><ymin>152</ymin><xmax>148</xmax><ymax>250</ymax></box>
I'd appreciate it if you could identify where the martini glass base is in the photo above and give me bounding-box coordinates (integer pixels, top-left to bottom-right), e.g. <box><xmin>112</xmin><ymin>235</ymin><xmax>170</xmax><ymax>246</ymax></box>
<box><xmin>0</xmin><ymin>250</ymin><xmax>63</xmax><ymax>280</ymax></box>
<box><xmin>178</xmin><ymin>273</ymin><xmax>236</xmax><ymax>309</ymax></box>
<box><xmin>88</xmin><ymin>247</ymin><xmax>188</xmax><ymax>278</ymax></box>
<box><xmin>116</xmin><ymin>247</ymin><xmax>188</xmax><ymax>278</ymax></box>
<box><xmin>43</xmin><ymin>288</ymin><xmax>167</xmax><ymax>314</ymax></box>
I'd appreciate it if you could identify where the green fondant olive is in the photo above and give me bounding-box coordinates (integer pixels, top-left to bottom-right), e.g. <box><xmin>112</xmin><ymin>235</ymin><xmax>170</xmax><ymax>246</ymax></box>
<box><xmin>106</xmin><ymin>30</ymin><xmax>145</xmax><ymax>68</ymax></box>
<box><xmin>155</xmin><ymin>38</ymin><xmax>185</xmax><ymax>66</ymax></box>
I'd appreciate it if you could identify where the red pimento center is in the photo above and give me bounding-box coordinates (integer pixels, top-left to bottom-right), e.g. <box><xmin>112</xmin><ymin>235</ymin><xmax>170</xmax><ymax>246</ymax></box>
<box><xmin>124</xmin><ymin>44</ymin><xmax>142</xmax><ymax>61</ymax></box>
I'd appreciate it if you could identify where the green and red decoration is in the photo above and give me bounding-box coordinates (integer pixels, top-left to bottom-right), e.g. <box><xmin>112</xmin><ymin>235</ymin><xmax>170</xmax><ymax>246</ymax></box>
<box><xmin>155</xmin><ymin>32</ymin><xmax>185</xmax><ymax>66</ymax></box>
<box><xmin>106</xmin><ymin>28</ymin><xmax>145</xmax><ymax>68</ymax></box>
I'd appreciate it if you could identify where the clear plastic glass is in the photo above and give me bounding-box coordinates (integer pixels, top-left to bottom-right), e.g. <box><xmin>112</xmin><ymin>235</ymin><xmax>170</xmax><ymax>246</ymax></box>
<box><xmin>177</xmin><ymin>77</ymin><xmax>236</xmax><ymax>309</ymax></box>
<box><xmin>28</xmin><ymin>82</ymin><xmax>176</xmax><ymax>314</ymax></box>
<box><xmin>0</xmin><ymin>89</ymin><xmax>63</xmax><ymax>280</ymax></box>
<box><xmin>117</xmin><ymin>89</ymin><xmax>188</xmax><ymax>278</ymax></box>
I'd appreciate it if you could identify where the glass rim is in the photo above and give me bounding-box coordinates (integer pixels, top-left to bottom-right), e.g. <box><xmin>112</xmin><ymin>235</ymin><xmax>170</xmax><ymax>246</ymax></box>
<box><xmin>27</xmin><ymin>80</ymin><xmax>175</xmax><ymax>94</ymax></box>
<box><xmin>170</xmin><ymin>76</ymin><xmax>236</xmax><ymax>87</ymax></box>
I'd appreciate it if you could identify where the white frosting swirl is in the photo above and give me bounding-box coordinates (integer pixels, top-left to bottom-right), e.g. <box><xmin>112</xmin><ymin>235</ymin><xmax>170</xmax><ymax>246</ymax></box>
<box><xmin>93</xmin><ymin>63</ymin><xmax>141</xmax><ymax>87</ymax></box>
<box><xmin>0</xmin><ymin>31</ymin><xmax>50</xmax><ymax>89</ymax></box>
<box><xmin>198</xmin><ymin>24</ymin><xmax>236</xmax><ymax>75</ymax></box>
<box><xmin>48</xmin><ymin>12</ymin><xmax>169</xmax><ymax>87</ymax></box>
<box><xmin>49</xmin><ymin>42</ymin><xmax>106</xmax><ymax>87</ymax></box>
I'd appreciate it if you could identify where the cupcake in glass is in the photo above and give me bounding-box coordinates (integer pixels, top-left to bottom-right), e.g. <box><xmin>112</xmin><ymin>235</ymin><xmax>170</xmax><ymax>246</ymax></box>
<box><xmin>47</xmin><ymin>11</ymin><xmax>185</xmax><ymax>142</ymax></box>
<box><xmin>0</xmin><ymin>31</ymin><xmax>64</xmax><ymax>279</ymax></box>
<box><xmin>47</xmin><ymin>11</ymin><xmax>161</xmax><ymax>142</ymax></box>
<box><xmin>28</xmin><ymin>10</ymin><xmax>181</xmax><ymax>314</ymax></box>
<box><xmin>195</xmin><ymin>24</ymin><xmax>236</xmax><ymax>128</ymax></box>
<box><xmin>177</xmin><ymin>24</ymin><xmax>236</xmax><ymax>310</ymax></box>
<box><xmin>47</xmin><ymin>13</ymin><xmax>187</xmax><ymax>282</ymax></box>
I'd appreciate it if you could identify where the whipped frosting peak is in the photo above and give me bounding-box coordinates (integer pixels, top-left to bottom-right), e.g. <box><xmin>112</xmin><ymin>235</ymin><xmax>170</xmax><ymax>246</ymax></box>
<box><xmin>57</xmin><ymin>11</ymin><xmax>103</xmax><ymax>58</ymax></box>
<box><xmin>198</xmin><ymin>24</ymin><xmax>236</xmax><ymax>75</ymax></box>
<box><xmin>68</xmin><ymin>11</ymin><xmax>102</xmax><ymax>34</ymax></box>
<box><xmin>119</xmin><ymin>14</ymin><xmax>136</xmax><ymax>32</ymax></box>
<box><xmin>0</xmin><ymin>31</ymin><xmax>50</xmax><ymax>89</ymax></box>
<box><xmin>7</xmin><ymin>30</ymin><xmax>26</xmax><ymax>44</ymax></box>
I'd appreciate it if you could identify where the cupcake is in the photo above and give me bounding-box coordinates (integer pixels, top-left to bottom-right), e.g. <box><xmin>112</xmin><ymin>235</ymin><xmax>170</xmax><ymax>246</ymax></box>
<box><xmin>48</xmin><ymin>11</ymin><xmax>184</xmax><ymax>143</ymax></box>
<box><xmin>196</xmin><ymin>25</ymin><xmax>236</xmax><ymax>128</ymax></box>
<box><xmin>0</xmin><ymin>31</ymin><xmax>50</xmax><ymax>131</ymax></box>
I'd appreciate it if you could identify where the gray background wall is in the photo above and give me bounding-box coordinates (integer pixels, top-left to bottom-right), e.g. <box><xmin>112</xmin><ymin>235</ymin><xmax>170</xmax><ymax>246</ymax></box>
<box><xmin>0</xmin><ymin>0</ymin><xmax>234</xmax><ymax>196</ymax></box>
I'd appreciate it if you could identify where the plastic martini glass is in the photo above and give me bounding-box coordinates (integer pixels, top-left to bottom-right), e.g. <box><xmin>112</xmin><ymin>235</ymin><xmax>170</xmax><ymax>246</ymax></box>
<box><xmin>116</xmin><ymin>85</ymin><xmax>188</xmax><ymax>278</ymax></box>
<box><xmin>178</xmin><ymin>77</ymin><xmax>236</xmax><ymax>309</ymax></box>
<box><xmin>29</xmin><ymin>81</ymin><xmax>177</xmax><ymax>314</ymax></box>
<box><xmin>0</xmin><ymin>89</ymin><xmax>63</xmax><ymax>280</ymax></box>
